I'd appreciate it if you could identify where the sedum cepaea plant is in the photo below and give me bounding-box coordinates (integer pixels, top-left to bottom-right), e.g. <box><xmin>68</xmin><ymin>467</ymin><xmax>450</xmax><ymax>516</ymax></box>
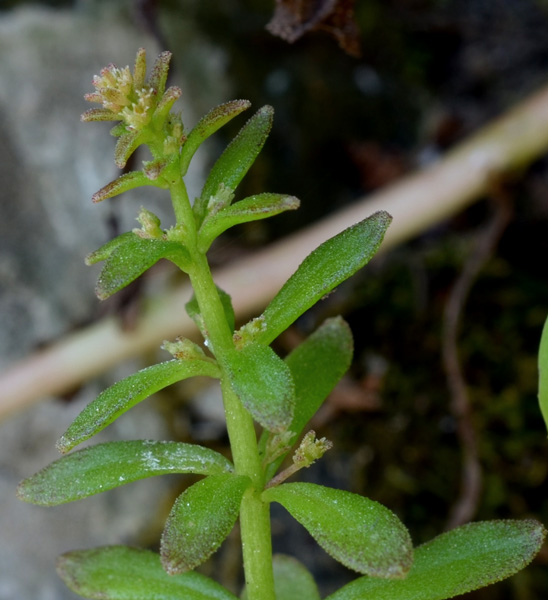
<box><xmin>18</xmin><ymin>49</ymin><xmax>546</xmax><ymax>600</ymax></box>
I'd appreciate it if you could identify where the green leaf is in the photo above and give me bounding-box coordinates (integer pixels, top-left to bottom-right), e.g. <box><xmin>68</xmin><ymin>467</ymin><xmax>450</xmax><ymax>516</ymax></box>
<box><xmin>262</xmin><ymin>317</ymin><xmax>353</xmax><ymax>477</ymax></box>
<box><xmin>91</xmin><ymin>171</ymin><xmax>166</xmax><ymax>203</ymax></box>
<box><xmin>17</xmin><ymin>440</ymin><xmax>233</xmax><ymax>506</ymax></box>
<box><xmin>252</xmin><ymin>211</ymin><xmax>392</xmax><ymax>346</ymax></box>
<box><xmin>57</xmin><ymin>545</ymin><xmax>238</xmax><ymax>600</ymax></box>
<box><xmin>161</xmin><ymin>474</ymin><xmax>251</xmax><ymax>574</ymax></box>
<box><xmin>114</xmin><ymin>130</ymin><xmax>143</xmax><ymax>169</ymax></box>
<box><xmin>262</xmin><ymin>483</ymin><xmax>413</xmax><ymax>578</ymax></box>
<box><xmin>194</xmin><ymin>105</ymin><xmax>274</xmax><ymax>224</ymax></box>
<box><xmin>186</xmin><ymin>286</ymin><xmax>236</xmax><ymax>336</ymax></box>
<box><xmin>241</xmin><ymin>554</ymin><xmax>320</xmax><ymax>600</ymax></box>
<box><xmin>198</xmin><ymin>193</ymin><xmax>300</xmax><ymax>252</ymax></box>
<box><xmin>538</xmin><ymin>314</ymin><xmax>548</xmax><ymax>434</ymax></box>
<box><xmin>85</xmin><ymin>232</ymin><xmax>135</xmax><ymax>265</ymax></box>
<box><xmin>94</xmin><ymin>235</ymin><xmax>191</xmax><ymax>300</ymax></box>
<box><xmin>180</xmin><ymin>100</ymin><xmax>252</xmax><ymax>176</ymax></box>
<box><xmin>226</xmin><ymin>343</ymin><xmax>295</xmax><ymax>432</ymax></box>
<box><xmin>57</xmin><ymin>359</ymin><xmax>220</xmax><ymax>453</ymax></box>
<box><xmin>271</xmin><ymin>554</ymin><xmax>321</xmax><ymax>600</ymax></box>
<box><xmin>325</xmin><ymin>519</ymin><xmax>546</xmax><ymax>600</ymax></box>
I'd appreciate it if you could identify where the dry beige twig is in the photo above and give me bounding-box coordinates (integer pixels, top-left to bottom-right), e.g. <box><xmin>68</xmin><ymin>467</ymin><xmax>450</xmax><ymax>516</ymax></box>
<box><xmin>2</xmin><ymin>83</ymin><xmax>548</xmax><ymax>419</ymax></box>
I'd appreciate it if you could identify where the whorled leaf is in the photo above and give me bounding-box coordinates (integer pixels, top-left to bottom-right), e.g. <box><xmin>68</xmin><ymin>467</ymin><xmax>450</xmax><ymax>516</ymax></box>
<box><xmin>180</xmin><ymin>99</ymin><xmax>252</xmax><ymax>176</ymax></box>
<box><xmin>161</xmin><ymin>474</ymin><xmax>251</xmax><ymax>574</ymax></box>
<box><xmin>57</xmin><ymin>359</ymin><xmax>220</xmax><ymax>453</ymax></box>
<box><xmin>194</xmin><ymin>106</ymin><xmax>274</xmax><ymax>225</ymax></box>
<box><xmin>325</xmin><ymin>519</ymin><xmax>546</xmax><ymax>600</ymax></box>
<box><xmin>252</xmin><ymin>211</ymin><xmax>392</xmax><ymax>346</ymax></box>
<box><xmin>198</xmin><ymin>193</ymin><xmax>300</xmax><ymax>252</ymax></box>
<box><xmin>262</xmin><ymin>316</ymin><xmax>353</xmax><ymax>478</ymax></box>
<box><xmin>262</xmin><ymin>482</ymin><xmax>413</xmax><ymax>578</ymax></box>
<box><xmin>94</xmin><ymin>235</ymin><xmax>191</xmax><ymax>300</ymax></box>
<box><xmin>225</xmin><ymin>343</ymin><xmax>295</xmax><ymax>432</ymax></box>
<box><xmin>57</xmin><ymin>545</ymin><xmax>238</xmax><ymax>600</ymax></box>
<box><xmin>17</xmin><ymin>440</ymin><xmax>233</xmax><ymax>506</ymax></box>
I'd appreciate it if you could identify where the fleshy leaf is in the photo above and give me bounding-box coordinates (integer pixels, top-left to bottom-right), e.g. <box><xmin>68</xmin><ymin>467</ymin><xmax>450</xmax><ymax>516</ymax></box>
<box><xmin>325</xmin><ymin>519</ymin><xmax>546</xmax><ymax>600</ymax></box>
<box><xmin>180</xmin><ymin>99</ymin><xmax>252</xmax><ymax>176</ymax></box>
<box><xmin>57</xmin><ymin>359</ymin><xmax>220</xmax><ymax>453</ymax></box>
<box><xmin>94</xmin><ymin>236</ymin><xmax>191</xmax><ymax>300</ymax></box>
<box><xmin>152</xmin><ymin>85</ymin><xmax>182</xmax><ymax>124</ymax></box>
<box><xmin>186</xmin><ymin>286</ymin><xmax>236</xmax><ymax>336</ymax></box>
<box><xmin>198</xmin><ymin>193</ymin><xmax>300</xmax><ymax>252</ymax></box>
<box><xmin>262</xmin><ymin>483</ymin><xmax>413</xmax><ymax>578</ymax></box>
<box><xmin>149</xmin><ymin>51</ymin><xmax>172</xmax><ymax>97</ymax></box>
<box><xmin>161</xmin><ymin>474</ymin><xmax>251</xmax><ymax>574</ymax></box>
<box><xmin>252</xmin><ymin>211</ymin><xmax>392</xmax><ymax>346</ymax></box>
<box><xmin>17</xmin><ymin>440</ymin><xmax>232</xmax><ymax>506</ymax></box>
<box><xmin>57</xmin><ymin>546</ymin><xmax>238</xmax><ymax>600</ymax></box>
<box><xmin>194</xmin><ymin>105</ymin><xmax>274</xmax><ymax>224</ymax></box>
<box><xmin>81</xmin><ymin>107</ymin><xmax>118</xmax><ymax>122</ymax></box>
<box><xmin>241</xmin><ymin>554</ymin><xmax>320</xmax><ymax>600</ymax></box>
<box><xmin>92</xmin><ymin>171</ymin><xmax>165</xmax><ymax>203</ymax></box>
<box><xmin>262</xmin><ymin>317</ymin><xmax>353</xmax><ymax>477</ymax></box>
<box><xmin>114</xmin><ymin>130</ymin><xmax>144</xmax><ymax>168</ymax></box>
<box><xmin>226</xmin><ymin>343</ymin><xmax>295</xmax><ymax>432</ymax></box>
<box><xmin>85</xmin><ymin>232</ymin><xmax>135</xmax><ymax>265</ymax></box>
<box><xmin>538</xmin><ymin>314</ymin><xmax>548</xmax><ymax>434</ymax></box>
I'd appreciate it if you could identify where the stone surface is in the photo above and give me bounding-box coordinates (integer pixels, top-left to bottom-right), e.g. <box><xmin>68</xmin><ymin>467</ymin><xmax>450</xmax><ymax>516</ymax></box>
<box><xmin>0</xmin><ymin>4</ymin><xmax>226</xmax><ymax>599</ymax></box>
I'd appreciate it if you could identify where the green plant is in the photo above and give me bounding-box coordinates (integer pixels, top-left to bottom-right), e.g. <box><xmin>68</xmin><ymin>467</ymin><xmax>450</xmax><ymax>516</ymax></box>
<box><xmin>17</xmin><ymin>48</ymin><xmax>545</xmax><ymax>600</ymax></box>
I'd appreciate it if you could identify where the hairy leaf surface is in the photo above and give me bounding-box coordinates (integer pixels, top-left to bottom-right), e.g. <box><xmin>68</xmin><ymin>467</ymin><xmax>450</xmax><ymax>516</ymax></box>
<box><xmin>262</xmin><ymin>317</ymin><xmax>353</xmax><ymax>478</ymax></box>
<box><xmin>198</xmin><ymin>193</ymin><xmax>300</xmax><ymax>252</ymax></box>
<box><xmin>95</xmin><ymin>236</ymin><xmax>191</xmax><ymax>300</ymax></box>
<box><xmin>161</xmin><ymin>474</ymin><xmax>251</xmax><ymax>574</ymax></box>
<box><xmin>226</xmin><ymin>343</ymin><xmax>295</xmax><ymax>432</ymax></box>
<box><xmin>17</xmin><ymin>441</ymin><xmax>232</xmax><ymax>506</ymax></box>
<box><xmin>262</xmin><ymin>482</ymin><xmax>413</xmax><ymax>578</ymax></box>
<box><xmin>253</xmin><ymin>211</ymin><xmax>392</xmax><ymax>346</ymax></box>
<box><xmin>57</xmin><ymin>546</ymin><xmax>238</xmax><ymax>600</ymax></box>
<box><xmin>180</xmin><ymin>100</ymin><xmax>251</xmax><ymax>175</ymax></box>
<box><xmin>195</xmin><ymin>106</ymin><xmax>274</xmax><ymax>224</ymax></box>
<box><xmin>57</xmin><ymin>359</ymin><xmax>220</xmax><ymax>453</ymax></box>
<box><xmin>325</xmin><ymin>520</ymin><xmax>546</xmax><ymax>600</ymax></box>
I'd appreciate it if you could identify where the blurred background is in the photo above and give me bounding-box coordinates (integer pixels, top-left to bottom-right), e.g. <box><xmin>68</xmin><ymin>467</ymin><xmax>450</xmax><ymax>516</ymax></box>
<box><xmin>1</xmin><ymin>0</ymin><xmax>548</xmax><ymax>598</ymax></box>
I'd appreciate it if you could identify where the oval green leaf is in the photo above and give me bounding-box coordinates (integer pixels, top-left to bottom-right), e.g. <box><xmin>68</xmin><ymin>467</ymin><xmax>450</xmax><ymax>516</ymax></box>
<box><xmin>538</xmin><ymin>314</ymin><xmax>548</xmax><ymax>434</ymax></box>
<box><xmin>194</xmin><ymin>105</ymin><xmax>274</xmax><ymax>224</ymax></box>
<box><xmin>262</xmin><ymin>316</ymin><xmax>353</xmax><ymax>478</ymax></box>
<box><xmin>262</xmin><ymin>482</ymin><xmax>413</xmax><ymax>578</ymax></box>
<box><xmin>180</xmin><ymin>99</ymin><xmax>252</xmax><ymax>176</ymax></box>
<box><xmin>17</xmin><ymin>440</ymin><xmax>233</xmax><ymax>506</ymax></box>
<box><xmin>57</xmin><ymin>359</ymin><xmax>220</xmax><ymax>453</ymax></box>
<box><xmin>326</xmin><ymin>519</ymin><xmax>546</xmax><ymax>600</ymax></box>
<box><xmin>226</xmin><ymin>343</ymin><xmax>295</xmax><ymax>432</ymax></box>
<box><xmin>241</xmin><ymin>553</ymin><xmax>320</xmax><ymax>600</ymax></box>
<box><xmin>198</xmin><ymin>193</ymin><xmax>300</xmax><ymax>252</ymax></box>
<box><xmin>161</xmin><ymin>474</ymin><xmax>251</xmax><ymax>574</ymax></box>
<box><xmin>253</xmin><ymin>211</ymin><xmax>392</xmax><ymax>346</ymax></box>
<box><xmin>57</xmin><ymin>545</ymin><xmax>238</xmax><ymax>600</ymax></box>
<box><xmin>95</xmin><ymin>236</ymin><xmax>191</xmax><ymax>300</ymax></box>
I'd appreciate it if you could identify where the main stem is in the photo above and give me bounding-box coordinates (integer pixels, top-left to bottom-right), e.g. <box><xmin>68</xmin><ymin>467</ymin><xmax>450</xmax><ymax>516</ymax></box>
<box><xmin>169</xmin><ymin>175</ymin><xmax>276</xmax><ymax>600</ymax></box>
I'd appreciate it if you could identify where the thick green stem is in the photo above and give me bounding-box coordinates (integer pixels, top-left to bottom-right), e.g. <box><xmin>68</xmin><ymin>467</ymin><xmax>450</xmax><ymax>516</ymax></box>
<box><xmin>167</xmin><ymin>173</ymin><xmax>275</xmax><ymax>600</ymax></box>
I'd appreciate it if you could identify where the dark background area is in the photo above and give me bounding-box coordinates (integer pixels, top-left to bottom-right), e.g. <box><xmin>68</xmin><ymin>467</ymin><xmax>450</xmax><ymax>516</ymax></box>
<box><xmin>3</xmin><ymin>1</ymin><xmax>548</xmax><ymax>598</ymax></box>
